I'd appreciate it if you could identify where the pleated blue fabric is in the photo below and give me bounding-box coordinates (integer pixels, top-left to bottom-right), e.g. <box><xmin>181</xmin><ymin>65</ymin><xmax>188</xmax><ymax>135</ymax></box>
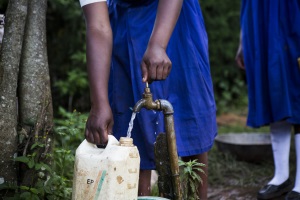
<box><xmin>108</xmin><ymin>0</ymin><xmax>217</xmax><ymax>169</ymax></box>
<box><xmin>241</xmin><ymin>0</ymin><xmax>300</xmax><ymax>128</ymax></box>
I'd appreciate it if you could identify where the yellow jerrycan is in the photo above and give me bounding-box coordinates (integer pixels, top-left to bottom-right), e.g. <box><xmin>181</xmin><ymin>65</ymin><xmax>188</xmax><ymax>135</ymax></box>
<box><xmin>72</xmin><ymin>135</ymin><xmax>140</xmax><ymax>200</ymax></box>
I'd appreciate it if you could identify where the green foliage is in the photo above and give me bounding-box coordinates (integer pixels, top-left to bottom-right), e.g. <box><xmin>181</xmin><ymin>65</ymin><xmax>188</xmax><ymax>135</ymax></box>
<box><xmin>54</xmin><ymin>68</ymin><xmax>88</xmax><ymax>111</ymax></box>
<box><xmin>54</xmin><ymin>69</ymin><xmax>88</xmax><ymax>97</ymax></box>
<box><xmin>54</xmin><ymin>107</ymin><xmax>86</xmax><ymax>150</ymax></box>
<box><xmin>3</xmin><ymin>148</ymin><xmax>72</xmax><ymax>199</ymax></box>
<box><xmin>200</xmin><ymin>0</ymin><xmax>248</xmax><ymax>113</ymax></box>
<box><xmin>1</xmin><ymin>109</ymin><xmax>87</xmax><ymax>199</ymax></box>
<box><xmin>150</xmin><ymin>160</ymin><xmax>206</xmax><ymax>199</ymax></box>
<box><xmin>47</xmin><ymin>0</ymin><xmax>89</xmax><ymax>112</ymax></box>
<box><xmin>179</xmin><ymin>159</ymin><xmax>206</xmax><ymax>200</ymax></box>
<box><xmin>53</xmin><ymin>107</ymin><xmax>86</xmax><ymax>179</ymax></box>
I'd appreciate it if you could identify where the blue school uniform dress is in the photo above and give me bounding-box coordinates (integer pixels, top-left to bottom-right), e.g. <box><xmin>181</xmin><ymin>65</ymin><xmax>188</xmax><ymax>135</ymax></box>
<box><xmin>241</xmin><ymin>0</ymin><xmax>300</xmax><ymax>128</ymax></box>
<box><xmin>107</xmin><ymin>0</ymin><xmax>217</xmax><ymax>169</ymax></box>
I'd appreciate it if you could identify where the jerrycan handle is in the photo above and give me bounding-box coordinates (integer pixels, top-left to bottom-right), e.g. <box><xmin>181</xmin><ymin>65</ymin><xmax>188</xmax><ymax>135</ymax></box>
<box><xmin>96</xmin><ymin>144</ymin><xmax>107</xmax><ymax>149</ymax></box>
<box><xmin>85</xmin><ymin>135</ymin><xmax>119</xmax><ymax>150</ymax></box>
<box><xmin>100</xmin><ymin>135</ymin><xmax>119</xmax><ymax>148</ymax></box>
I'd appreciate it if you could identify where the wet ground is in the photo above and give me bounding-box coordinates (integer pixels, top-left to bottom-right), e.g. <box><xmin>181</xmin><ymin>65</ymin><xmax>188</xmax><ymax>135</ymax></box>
<box><xmin>208</xmin><ymin>185</ymin><xmax>288</xmax><ymax>200</ymax></box>
<box><xmin>208</xmin><ymin>186</ymin><xmax>259</xmax><ymax>200</ymax></box>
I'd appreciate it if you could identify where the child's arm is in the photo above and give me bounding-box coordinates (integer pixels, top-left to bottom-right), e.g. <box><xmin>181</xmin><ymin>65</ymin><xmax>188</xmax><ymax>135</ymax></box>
<box><xmin>141</xmin><ymin>0</ymin><xmax>183</xmax><ymax>83</ymax></box>
<box><xmin>82</xmin><ymin>2</ymin><xmax>113</xmax><ymax>145</ymax></box>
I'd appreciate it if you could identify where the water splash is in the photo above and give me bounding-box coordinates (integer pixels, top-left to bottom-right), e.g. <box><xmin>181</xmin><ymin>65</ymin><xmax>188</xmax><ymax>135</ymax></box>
<box><xmin>126</xmin><ymin>112</ymin><xmax>137</xmax><ymax>138</ymax></box>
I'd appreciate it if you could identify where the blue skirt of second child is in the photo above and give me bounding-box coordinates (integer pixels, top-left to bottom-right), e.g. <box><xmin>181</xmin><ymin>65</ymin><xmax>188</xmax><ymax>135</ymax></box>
<box><xmin>241</xmin><ymin>0</ymin><xmax>300</xmax><ymax>128</ymax></box>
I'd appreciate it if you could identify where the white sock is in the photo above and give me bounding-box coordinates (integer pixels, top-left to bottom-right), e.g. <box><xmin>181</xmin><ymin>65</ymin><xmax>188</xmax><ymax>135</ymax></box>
<box><xmin>268</xmin><ymin>121</ymin><xmax>292</xmax><ymax>185</ymax></box>
<box><xmin>293</xmin><ymin>134</ymin><xmax>300</xmax><ymax>192</ymax></box>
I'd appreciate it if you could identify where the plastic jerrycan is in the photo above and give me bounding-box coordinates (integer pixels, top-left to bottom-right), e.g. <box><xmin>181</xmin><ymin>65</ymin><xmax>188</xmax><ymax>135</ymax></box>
<box><xmin>72</xmin><ymin>135</ymin><xmax>140</xmax><ymax>200</ymax></box>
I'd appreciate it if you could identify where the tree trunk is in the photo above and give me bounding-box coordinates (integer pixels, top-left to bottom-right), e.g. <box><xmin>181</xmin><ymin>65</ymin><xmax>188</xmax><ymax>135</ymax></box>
<box><xmin>18</xmin><ymin>0</ymin><xmax>53</xmax><ymax>187</ymax></box>
<box><xmin>0</xmin><ymin>0</ymin><xmax>28</xmax><ymax>192</ymax></box>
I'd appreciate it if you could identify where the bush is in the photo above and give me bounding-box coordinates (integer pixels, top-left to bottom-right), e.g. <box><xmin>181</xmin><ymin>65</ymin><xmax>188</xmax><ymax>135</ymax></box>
<box><xmin>200</xmin><ymin>0</ymin><xmax>248</xmax><ymax>113</ymax></box>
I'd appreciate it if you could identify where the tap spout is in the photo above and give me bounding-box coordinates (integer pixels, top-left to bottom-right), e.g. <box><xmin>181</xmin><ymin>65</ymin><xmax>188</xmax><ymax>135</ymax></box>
<box><xmin>132</xmin><ymin>98</ymin><xmax>146</xmax><ymax>113</ymax></box>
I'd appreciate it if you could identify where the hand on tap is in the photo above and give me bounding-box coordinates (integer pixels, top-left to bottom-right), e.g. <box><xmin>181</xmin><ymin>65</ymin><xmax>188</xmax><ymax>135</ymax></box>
<box><xmin>141</xmin><ymin>43</ymin><xmax>172</xmax><ymax>83</ymax></box>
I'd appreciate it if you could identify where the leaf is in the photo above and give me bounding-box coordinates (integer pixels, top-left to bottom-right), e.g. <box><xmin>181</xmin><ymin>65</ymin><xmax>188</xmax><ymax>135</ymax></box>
<box><xmin>29</xmin><ymin>187</ymin><xmax>39</xmax><ymax>195</ymax></box>
<box><xmin>35</xmin><ymin>163</ymin><xmax>42</xmax><ymax>170</ymax></box>
<box><xmin>193</xmin><ymin>175</ymin><xmax>201</xmax><ymax>183</ymax></box>
<box><xmin>14</xmin><ymin>156</ymin><xmax>30</xmax><ymax>163</ymax></box>
<box><xmin>32</xmin><ymin>152</ymin><xmax>37</xmax><ymax>158</ymax></box>
<box><xmin>189</xmin><ymin>182</ymin><xmax>196</xmax><ymax>194</ymax></box>
<box><xmin>28</xmin><ymin>159</ymin><xmax>35</xmax><ymax>169</ymax></box>
<box><xmin>31</xmin><ymin>143</ymin><xmax>45</xmax><ymax>150</ymax></box>
<box><xmin>40</xmin><ymin>163</ymin><xmax>52</xmax><ymax>172</ymax></box>
<box><xmin>20</xmin><ymin>192</ymin><xmax>31</xmax><ymax>198</ymax></box>
<box><xmin>193</xmin><ymin>167</ymin><xmax>206</xmax><ymax>175</ymax></box>
<box><xmin>178</xmin><ymin>160</ymin><xmax>185</xmax><ymax>166</ymax></box>
<box><xmin>20</xmin><ymin>185</ymin><xmax>30</xmax><ymax>191</ymax></box>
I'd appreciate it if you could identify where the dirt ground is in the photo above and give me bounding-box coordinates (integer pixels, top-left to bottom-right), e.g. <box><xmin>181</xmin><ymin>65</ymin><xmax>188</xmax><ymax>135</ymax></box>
<box><xmin>208</xmin><ymin>186</ymin><xmax>287</xmax><ymax>200</ymax></box>
<box><xmin>209</xmin><ymin>113</ymin><xmax>289</xmax><ymax>200</ymax></box>
<box><xmin>208</xmin><ymin>186</ymin><xmax>258</xmax><ymax>200</ymax></box>
<box><xmin>208</xmin><ymin>113</ymin><xmax>258</xmax><ymax>200</ymax></box>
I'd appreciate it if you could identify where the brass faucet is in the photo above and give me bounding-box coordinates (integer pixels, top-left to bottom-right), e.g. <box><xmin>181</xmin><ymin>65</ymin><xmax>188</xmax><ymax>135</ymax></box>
<box><xmin>133</xmin><ymin>82</ymin><xmax>161</xmax><ymax>112</ymax></box>
<box><xmin>133</xmin><ymin>83</ymin><xmax>182</xmax><ymax>200</ymax></box>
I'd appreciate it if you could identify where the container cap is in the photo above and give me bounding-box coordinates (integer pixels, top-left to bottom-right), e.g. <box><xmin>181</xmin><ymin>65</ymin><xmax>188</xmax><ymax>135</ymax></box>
<box><xmin>119</xmin><ymin>137</ymin><xmax>134</xmax><ymax>147</ymax></box>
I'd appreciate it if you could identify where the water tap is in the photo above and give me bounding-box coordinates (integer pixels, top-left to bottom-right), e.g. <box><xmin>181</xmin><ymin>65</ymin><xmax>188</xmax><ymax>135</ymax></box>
<box><xmin>133</xmin><ymin>82</ymin><xmax>161</xmax><ymax>113</ymax></box>
<box><xmin>132</xmin><ymin>82</ymin><xmax>182</xmax><ymax>200</ymax></box>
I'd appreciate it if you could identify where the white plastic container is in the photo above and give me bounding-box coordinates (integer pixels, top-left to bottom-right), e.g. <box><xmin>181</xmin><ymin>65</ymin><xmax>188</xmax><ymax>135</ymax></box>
<box><xmin>72</xmin><ymin>135</ymin><xmax>140</xmax><ymax>200</ymax></box>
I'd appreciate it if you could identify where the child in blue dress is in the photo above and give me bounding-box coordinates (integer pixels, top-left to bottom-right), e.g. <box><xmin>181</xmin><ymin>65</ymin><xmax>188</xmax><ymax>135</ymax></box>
<box><xmin>80</xmin><ymin>0</ymin><xmax>217</xmax><ymax>198</ymax></box>
<box><xmin>236</xmin><ymin>0</ymin><xmax>300</xmax><ymax>199</ymax></box>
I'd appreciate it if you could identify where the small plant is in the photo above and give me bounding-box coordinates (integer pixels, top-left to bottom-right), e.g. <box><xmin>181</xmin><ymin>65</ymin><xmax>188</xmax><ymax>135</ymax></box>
<box><xmin>179</xmin><ymin>159</ymin><xmax>206</xmax><ymax>200</ymax></box>
<box><xmin>54</xmin><ymin>107</ymin><xmax>86</xmax><ymax>154</ymax></box>
<box><xmin>0</xmin><ymin>141</ymin><xmax>73</xmax><ymax>200</ymax></box>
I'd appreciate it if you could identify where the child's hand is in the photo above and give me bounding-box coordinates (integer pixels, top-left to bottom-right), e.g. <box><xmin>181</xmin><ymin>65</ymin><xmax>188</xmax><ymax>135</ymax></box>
<box><xmin>141</xmin><ymin>43</ymin><xmax>172</xmax><ymax>83</ymax></box>
<box><xmin>235</xmin><ymin>32</ymin><xmax>245</xmax><ymax>70</ymax></box>
<box><xmin>85</xmin><ymin>103</ymin><xmax>114</xmax><ymax>146</ymax></box>
<box><xmin>235</xmin><ymin>43</ymin><xmax>245</xmax><ymax>70</ymax></box>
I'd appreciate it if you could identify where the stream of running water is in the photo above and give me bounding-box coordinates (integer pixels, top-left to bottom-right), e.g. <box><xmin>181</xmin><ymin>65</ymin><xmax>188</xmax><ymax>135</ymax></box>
<box><xmin>126</xmin><ymin>112</ymin><xmax>136</xmax><ymax>138</ymax></box>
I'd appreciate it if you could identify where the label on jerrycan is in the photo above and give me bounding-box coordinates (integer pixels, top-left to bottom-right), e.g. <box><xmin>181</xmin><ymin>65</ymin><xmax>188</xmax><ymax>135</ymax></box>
<box><xmin>72</xmin><ymin>135</ymin><xmax>140</xmax><ymax>200</ymax></box>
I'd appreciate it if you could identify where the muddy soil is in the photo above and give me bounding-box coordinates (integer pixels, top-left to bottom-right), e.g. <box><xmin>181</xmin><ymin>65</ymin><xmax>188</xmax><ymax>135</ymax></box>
<box><xmin>208</xmin><ymin>185</ymin><xmax>287</xmax><ymax>200</ymax></box>
<box><xmin>208</xmin><ymin>186</ymin><xmax>258</xmax><ymax>200</ymax></box>
<box><xmin>208</xmin><ymin>186</ymin><xmax>288</xmax><ymax>200</ymax></box>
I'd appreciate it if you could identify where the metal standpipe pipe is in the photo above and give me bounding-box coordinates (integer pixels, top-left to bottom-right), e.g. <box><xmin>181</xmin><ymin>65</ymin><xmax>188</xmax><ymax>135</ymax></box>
<box><xmin>133</xmin><ymin>83</ymin><xmax>182</xmax><ymax>200</ymax></box>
